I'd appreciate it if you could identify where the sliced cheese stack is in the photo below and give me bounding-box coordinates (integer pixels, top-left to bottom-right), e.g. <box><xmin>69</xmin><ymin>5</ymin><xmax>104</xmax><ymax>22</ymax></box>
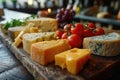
<box><xmin>26</xmin><ymin>18</ymin><xmax>58</xmax><ymax>32</ymax></box>
<box><xmin>31</xmin><ymin>39</ymin><xmax>71</xmax><ymax>65</ymax></box>
<box><xmin>55</xmin><ymin>48</ymin><xmax>91</xmax><ymax>75</ymax></box>
<box><xmin>8</xmin><ymin>26</ymin><xmax>24</xmax><ymax>41</ymax></box>
<box><xmin>23</xmin><ymin>32</ymin><xmax>57</xmax><ymax>54</ymax></box>
<box><xmin>83</xmin><ymin>32</ymin><xmax>120</xmax><ymax>56</ymax></box>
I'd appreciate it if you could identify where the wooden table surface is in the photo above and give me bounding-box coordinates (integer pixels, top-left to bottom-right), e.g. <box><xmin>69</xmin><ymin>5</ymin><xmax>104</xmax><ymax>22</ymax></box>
<box><xmin>1</xmin><ymin>9</ymin><xmax>120</xmax><ymax>80</ymax></box>
<box><xmin>0</xmin><ymin>9</ymin><xmax>34</xmax><ymax>80</ymax></box>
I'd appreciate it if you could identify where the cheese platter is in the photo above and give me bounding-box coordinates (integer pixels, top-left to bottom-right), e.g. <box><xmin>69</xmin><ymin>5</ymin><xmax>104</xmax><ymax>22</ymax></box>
<box><xmin>1</xmin><ymin>22</ymin><xmax>120</xmax><ymax>80</ymax></box>
<box><xmin>1</xmin><ymin>8</ymin><xmax>120</xmax><ymax>80</ymax></box>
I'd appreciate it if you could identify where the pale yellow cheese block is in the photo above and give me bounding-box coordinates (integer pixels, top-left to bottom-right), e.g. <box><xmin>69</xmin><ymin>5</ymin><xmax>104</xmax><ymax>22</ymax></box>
<box><xmin>31</xmin><ymin>39</ymin><xmax>71</xmax><ymax>65</ymax></box>
<box><xmin>22</xmin><ymin>32</ymin><xmax>57</xmax><ymax>54</ymax></box>
<box><xmin>26</xmin><ymin>17</ymin><xmax>58</xmax><ymax>32</ymax></box>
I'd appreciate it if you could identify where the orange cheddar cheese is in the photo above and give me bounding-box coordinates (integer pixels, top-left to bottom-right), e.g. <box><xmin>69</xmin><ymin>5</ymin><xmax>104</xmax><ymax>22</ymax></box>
<box><xmin>66</xmin><ymin>48</ymin><xmax>91</xmax><ymax>75</ymax></box>
<box><xmin>55</xmin><ymin>50</ymin><xmax>68</xmax><ymax>69</ymax></box>
<box><xmin>31</xmin><ymin>39</ymin><xmax>71</xmax><ymax>65</ymax></box>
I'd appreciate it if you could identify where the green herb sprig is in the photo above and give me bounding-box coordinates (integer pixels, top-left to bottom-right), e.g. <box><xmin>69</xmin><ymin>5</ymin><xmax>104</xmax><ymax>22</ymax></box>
<box><xmin>3</xmin><ymin>14</ymin><xmax>36</xmax><ymax>30</ymax></box>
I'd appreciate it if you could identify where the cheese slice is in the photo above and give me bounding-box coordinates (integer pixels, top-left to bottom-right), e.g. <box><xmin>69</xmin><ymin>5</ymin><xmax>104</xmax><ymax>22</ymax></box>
<box><xmin>66</xmin><ymin>48</ymin><xmax>91</xmax><ymax>75</ymax></box>
<box><xmin>8</xmin><ymin>26</ymin><xmax>24</xmax><ymax>41</ymax></box>
<box><xmin>13</xmin><ymin>23</ymin><xmax>34</xmax><ymax>47</ymax></box>
<box><xmin>31</xmin><ymin>39</ymin><xmax>71</xmax><ymax>65</ymax></box>
<box><xmin>55</xmin><ymin>50</ymin><xmax>68</xmax><ymax>69</ymax></box>
<box><xmin>26</xmin><ymin>17</ymin><xmax>58</xmax><ymax>32</ymax></box>
<box><xmin>55</xmin><ymin>48</ymin><xmax>91</xmax><ymax>74</ymax></box>
<box><xmin>83</xmin><ymin>32</ymin><xmax>120</xmax><ymax>56</ymax></box>
<box><xmin>22</xmin><ymin>32</ymin><xmax>57</xmax><ymax>54</ymax></box>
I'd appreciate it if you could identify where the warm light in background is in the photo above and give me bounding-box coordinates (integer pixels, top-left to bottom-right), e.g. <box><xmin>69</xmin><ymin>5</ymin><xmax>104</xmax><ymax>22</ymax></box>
<box><xmin>48</xmin><ymin>8</ymin><xmax>51</xmax><ymax>13</ymax></box>
<box><xmin>28</xmin><ymin>0</ymin><xmax>33</xmax><ymax>6</ymax></box>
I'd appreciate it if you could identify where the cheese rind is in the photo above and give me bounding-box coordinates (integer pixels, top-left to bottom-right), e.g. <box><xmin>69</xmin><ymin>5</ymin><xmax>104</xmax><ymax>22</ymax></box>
<box><xmin>31</xmin><ymin>39</ymin><xmax>71</xmax><ymax>65</ymax></box>
<box><xmin>22</xmin><ymin>32</ymin><xmax>57</xmax><ymax>54</ymax></box>
<box><xmin>26</xmin><ymin>18</ymin><xmax>58</xmax><ymax>32</ymax></box>
<box><xmin>83</xmin><ymin>32</ymin><xmax>120</xmax><ymax>56</ymax></box>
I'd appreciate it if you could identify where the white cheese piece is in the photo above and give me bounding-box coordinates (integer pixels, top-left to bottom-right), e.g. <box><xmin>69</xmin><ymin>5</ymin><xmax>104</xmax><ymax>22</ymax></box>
<box><xmin>83</xmin><ymin>33</ymin><xmax>120</xmax><ymax>56</ymax></box>
<box><xmin>22</xmin><ymin>32</ymin><xmax>57</xmax><ymax>54</ymax></box>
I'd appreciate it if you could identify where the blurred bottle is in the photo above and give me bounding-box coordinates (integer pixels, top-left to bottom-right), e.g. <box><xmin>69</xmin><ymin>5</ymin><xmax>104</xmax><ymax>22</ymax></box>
<box><xmin>45</xmin><ymin>0</ymin><xmax>55</xmax><ymax>8</ymax></box>
<box><xmin>73</xmin><ymin>0</ymin><xmax>81</xmax><ymax>14</ymax></box>
<box><xmin>117</xmin><ymin>10</ymin><xmax>120</xmax><ymax>21</ymax></box>
<box><xmin>11</xmin><ymin>0</ymin><xmax>17</xmax><ymax>9</ymax></box>
<box><xmin>66</xmin><ymin>0</ymin><xmax>74</xmax><ymax>9</ymax></box>
<box><xmin>2</xmin><ymin>0</ymin><xmax>6</xmax><ymax>8</ymax></box>
<box><xmin>54</xmin><ymin>0</ymin><xmax>63</xmax><ymax>8</ymax></box>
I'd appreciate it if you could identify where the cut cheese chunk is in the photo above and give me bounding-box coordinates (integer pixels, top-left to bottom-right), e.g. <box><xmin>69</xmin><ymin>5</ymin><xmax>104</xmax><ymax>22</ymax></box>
<box><xmin>55</xmin><ymin>50</ymin><xmax>68</xmax><ymax>69</ymax></box>
<box><xmin>13</xmin><ymin>23</ymin><xmax>34</xmax><ymax>47</ymax></box>
<box><xmin>22</xmin><ymin>32</ymin><xmax>57</xmax><ymax>54</ymax></box>
<box><xmin>26</xmin><ymin>17</ymin><xmax>58</xmax><ymax>32</ymax></box>
<box><xmin>31</xmin><ymin>39</ymin><xmax>71</xmax><ymax>65</ymax></box>
<box><xmin>66</xmin><ymin>48</ymin><xmax>91</xmax><ymax>75</ymax></box>
<box><xmin>83</xmin><ymin>32</ymin><xmax>120</xmax><ymax>56</ymax></box>
<box><xmin>8</xmin><ymin>26</ymin><xmax>24</xmax><ymax>41</ymax></box>
<box><xmin>55</xmin><ymin>48</ymin><xmax>91</xmax><ymax>74</ymax></box>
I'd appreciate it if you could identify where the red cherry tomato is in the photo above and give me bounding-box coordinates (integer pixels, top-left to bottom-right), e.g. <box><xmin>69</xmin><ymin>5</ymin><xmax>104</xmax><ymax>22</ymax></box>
<box><xmin>56</xmin><ymin>29</ymin><xmax>64</xmax><ymax>39</ymax></box>
<box><xmin>88</xmin><ymin>22</ymin><xmax>96</xmax><ymax>29</ymax></box>
<box><xmin>83</xmin><ymin>29</ymin><xmax>94</xmax><ymax>37</ymax></box>
<box><xmin>68</xmin><ymin>34</ymin><xmax>82</xmax><ymax>48</ymax></box>
<box><xmin>64</xmin><ymin>24</ymin><xmax>72</xmax><ymax>31</ymax></box>
<box><xmin>61</xmin><ymin>32</ymin><xmax>68</xmax><ymax>39</ymax></box>
<box><xmin>71</xmin><ymin>23</ymin><xmax>84</xmax><ymax>37</ymax></box>
<box><xmin>94</xmin><ymin>27</ymin><xmax>105</xmax><ymax>36</ymax></box>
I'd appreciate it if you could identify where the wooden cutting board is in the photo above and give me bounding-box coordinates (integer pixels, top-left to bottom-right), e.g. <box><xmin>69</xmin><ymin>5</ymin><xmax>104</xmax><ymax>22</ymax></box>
<box><xmin>0</xmin><ymin>28</ymin><xmax>120</xmax><ymax>80</ymax></box>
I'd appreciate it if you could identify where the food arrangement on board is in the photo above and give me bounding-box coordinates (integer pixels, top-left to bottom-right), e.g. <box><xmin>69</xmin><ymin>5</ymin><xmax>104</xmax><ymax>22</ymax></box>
<box><xmin>1</xmin><ymin>7</ymin><xmax>120</xmax><ymax>75</ymax></box>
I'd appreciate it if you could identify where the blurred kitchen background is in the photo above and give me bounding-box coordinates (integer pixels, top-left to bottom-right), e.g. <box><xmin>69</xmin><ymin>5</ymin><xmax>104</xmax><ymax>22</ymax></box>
<box><xmin>0</xmin><ymin>0</ymin><xmax>120</xmax><ymax>29</ymax></box>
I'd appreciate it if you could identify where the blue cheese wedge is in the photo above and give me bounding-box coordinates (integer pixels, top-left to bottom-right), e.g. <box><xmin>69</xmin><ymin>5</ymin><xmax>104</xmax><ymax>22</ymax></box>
<box><xmin>83</xmin><ymin>33</ymin><xmax>120</xmax><ymax>56</ymax></box>
<box><xmin>22</xmin><ymin>32</ymin><xmax>57</xmax><ymax>54</ymax></box>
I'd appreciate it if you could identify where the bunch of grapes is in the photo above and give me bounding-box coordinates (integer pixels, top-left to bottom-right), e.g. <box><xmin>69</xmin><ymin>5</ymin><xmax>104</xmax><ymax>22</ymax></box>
<box><xmin>56</xmin><ymin>8</ymin><xmax>76</xmax><ymax>28</ymax></box>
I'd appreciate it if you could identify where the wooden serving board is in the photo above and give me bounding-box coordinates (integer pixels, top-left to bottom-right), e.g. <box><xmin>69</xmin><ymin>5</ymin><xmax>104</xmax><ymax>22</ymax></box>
<box><xmin>0</xmin><ymin>29</ymin><xmax>120</xmax><ymax>80</ymax></box>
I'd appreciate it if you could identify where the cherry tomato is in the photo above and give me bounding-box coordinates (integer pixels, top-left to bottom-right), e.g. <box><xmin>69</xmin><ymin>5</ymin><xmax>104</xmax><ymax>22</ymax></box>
<box><xmin>71</xmin><ymin>23</ymin><xmax>84</xmax><ymax>37</ymax></box>
<box><xmin>68</xmin><ymin>34</ymin><xmax>82</xmax><ymax>48</ymax></box>
<box><xmin>88</xmin><ymin>22</ymin><xmax>96</xmax><ymax>29</ymax></box>
<box><xmin>56</xmin><ymin>29</ymin><xmax>64</xmax><ymax>39</ymax></box>
<box><xmin>83</xmin><ymin>29</ymin><xmax>94</xmax><ymax>37</ymax></box>
<box><xmin>64</xmin><ymin>24</ymin><xmax>72</xmax><ymax>31</ymax></box>
<box><xmin>61</xmin><ymin>32</ymin><xmax>68</xmax><ymax>39</ymax></box>
<box><xmin>94</xmin><ymin>27</ymin><xmax>105</xmax><ymax>36</ymax></box>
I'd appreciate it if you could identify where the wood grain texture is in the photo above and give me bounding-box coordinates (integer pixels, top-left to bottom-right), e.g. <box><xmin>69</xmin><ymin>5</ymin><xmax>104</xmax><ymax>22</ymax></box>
<box><xmin>0</xmin><ymin>29</ymin><xmax>120</xmax><ymax>80</ymax></box>
<box><xmin>0</xmin><ymin>65</ymin><xmax>34</xmax><ymax>80</ymax></box>
<box><xmin>0</xmin><ymin>41</ymin><xmax>20</xmax><ymax>73</ymax></box>
<box><xmin>0</xmin><ymin>38</ymin><xmax>34</xmax><ymax>80</ymax></box>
